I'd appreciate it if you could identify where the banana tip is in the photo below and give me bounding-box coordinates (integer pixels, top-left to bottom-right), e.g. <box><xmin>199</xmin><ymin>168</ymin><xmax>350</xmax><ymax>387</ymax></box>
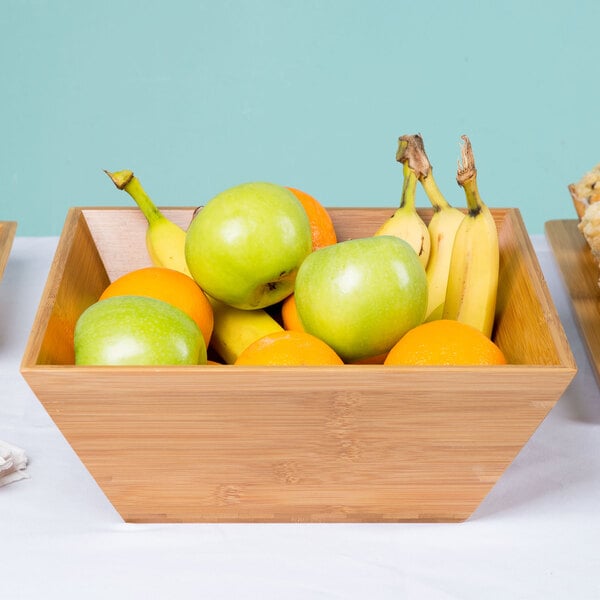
<box><xmin>104</xmin><ymin>169</ymin><xmax>133</xmax><ymax>190</ymax></box>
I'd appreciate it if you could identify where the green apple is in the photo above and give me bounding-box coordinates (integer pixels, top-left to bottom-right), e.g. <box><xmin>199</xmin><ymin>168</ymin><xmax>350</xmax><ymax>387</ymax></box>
<box><xmin>74</xmin><ymin>295</ymin><xmax>206</xmax><ymax>366</ymax></box>
<box><xmin>185</xmin><ymin>182</ymin><xmax>312</xmax><ymax>309</ymax></box>
<box><xmin>294</xmin><ymin>235</ymin><xmax>428</xmax><ymax>363</ymax></box>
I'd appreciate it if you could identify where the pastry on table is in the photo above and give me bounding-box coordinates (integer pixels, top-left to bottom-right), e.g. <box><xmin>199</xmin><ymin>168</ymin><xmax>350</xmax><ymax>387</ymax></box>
<box><xmin>569</xmin><ymin>163</ymin><xmax>600</xmax><ymax>265</ymax></box>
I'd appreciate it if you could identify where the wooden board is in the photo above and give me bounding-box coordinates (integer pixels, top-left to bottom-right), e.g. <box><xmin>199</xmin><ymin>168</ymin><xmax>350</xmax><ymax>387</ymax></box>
<box><xmin>0</xmin><ymin>222</ymin><xmax>17</xmax><ymax>281</ymax></box>
<box><xmin>545</xmin><ymin>219</ymin><xmax>600</xmax><ymax>389</ymax></box>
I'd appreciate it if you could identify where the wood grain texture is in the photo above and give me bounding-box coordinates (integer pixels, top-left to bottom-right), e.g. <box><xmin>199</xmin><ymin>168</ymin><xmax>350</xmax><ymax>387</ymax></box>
<box><xmin>20</xmin><ymin>208</ymin><xmax>577</xmax><ymax>523</ymax></box>
<box><xmin>0</xmin><ymin>221</ymin><xmax>17</xmax><ymax>282</ymax></box>
<box><xmin>545</xmin><ymin>219</ymin><xmax>600</xmax><ymax>389</ymax></box>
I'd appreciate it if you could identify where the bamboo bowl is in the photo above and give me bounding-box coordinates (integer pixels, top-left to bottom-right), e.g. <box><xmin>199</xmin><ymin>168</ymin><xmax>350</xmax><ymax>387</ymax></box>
<box><xmin>21</xmin><ymin>207</ymin><xmax>576</xmax><ymax>523</ymax></box>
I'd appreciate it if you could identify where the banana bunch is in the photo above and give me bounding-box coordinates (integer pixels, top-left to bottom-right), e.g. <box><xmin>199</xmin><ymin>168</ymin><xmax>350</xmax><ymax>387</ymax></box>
<box><xmin>442</xmin><ymin>136</ymin><xmax>499</xmax><ymax>337</ymax></box>
<box><xmin>105</xmin><ymin>170</ymin><xmax>283</xmax><ymax>364</ymax></box>
<box><xmin>396</xmin><ymin>135</ymin><xmax>466</xmax><ymax>322</ymax></box>
<box><xmin>383</xmin><ymin>134</ymin><xmax>499</xmax><ymax>337</ymax></box>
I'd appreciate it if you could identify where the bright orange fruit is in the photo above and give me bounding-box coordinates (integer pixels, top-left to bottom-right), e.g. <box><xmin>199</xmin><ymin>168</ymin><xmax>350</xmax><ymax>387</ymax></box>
<box><xmin>279</xmin><ymin>296</ymin><xmax>387</xmax><ymax>363</ymax></box>
<box><xmin>287</xmin><ymin>187</ymin><xmax>337</xmax><ymax>250</ymax></box>
<box><xmin>281</xmin><ymin>293</ymin><xmax>304</xmax><ymax>332</ymax></box>
<box><xmin>234</xmin><ymin>330</ymin><xmax>344</xmax><ymax>366</ymax></box>
<box><xmin>351</xmin><ymin>353</ymin><xmax>388</xmax><ymax>365</ymax></box>
<box><xmin>99</xmin><ymin>266</ymin><xmax>214</xmax><ymax>349</ymax></box>
<box><xmin>384</xmin><ymin>319</ymin><xmax>507</xmax><ymax>366</ymax></box>
<box><xmin>281</xmin><ymin>188</ymin><xmax>336</xmax><ymax>334</ymax></box>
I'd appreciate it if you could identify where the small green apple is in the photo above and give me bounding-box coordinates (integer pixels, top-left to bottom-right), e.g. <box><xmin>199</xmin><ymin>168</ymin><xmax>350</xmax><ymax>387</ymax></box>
<box><xmin>185</xmin><ymin>182</ymin><xmax>312</xmax><ymax>309</ymax></box>
<box><xmin>74</xmin><ymin>295</ymin><xmax>206</xmax><ymax>366</ymax></box>
<box><xmin>294</xmin><ymin>235</ymin><xmax>428</xmax><ymax>363</ymax></box>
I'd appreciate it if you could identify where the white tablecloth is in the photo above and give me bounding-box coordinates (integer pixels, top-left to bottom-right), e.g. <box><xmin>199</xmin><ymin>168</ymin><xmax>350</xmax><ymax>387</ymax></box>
<box><xmin>1</xmin><ymin>236</ymin><xmax>599</xmax><ymax>599</ymax></box>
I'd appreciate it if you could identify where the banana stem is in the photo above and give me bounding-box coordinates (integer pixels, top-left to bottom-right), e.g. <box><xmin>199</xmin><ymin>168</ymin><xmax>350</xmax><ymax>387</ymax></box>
<box><xmin>105</xmin><ymin>169</ymin><xmax>162</xmax><ymax>226</ymax></box>
<box><xmin>396</xmin><ymin>135</ymin><xmax>429</xmax><ymax>178</ymax></box>
<box><xmin>399</xmin><ymin>161</ymin><xmax>418</xmax><ymax>209</ymax></box>
<box><xmin>420</xmin><ymin>175</ymin><xmax>451</xmax><ymax>211</ymax></box>
<box><xmin>456</xmin><ymin>136</ymin><xmax>485</xmax><ymax>215</ymax></box>
<box><xmin>397</xmin><ymin>134</ymin><xmax>451</xmax><ymax>211</ymax></box>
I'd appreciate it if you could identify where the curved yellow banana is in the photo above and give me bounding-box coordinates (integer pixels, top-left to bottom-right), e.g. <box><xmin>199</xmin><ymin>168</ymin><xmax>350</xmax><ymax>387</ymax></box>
<box><xmin>207</xmin><ymin>300</ymin><xmax>282</xmax><ymax>365</ymax></box>
<box><xmin>425</xmin><ymin>205</ymin><xmax>466</xmax><ymax>321</ymax></box>
<box><xmin>105</xmin><ymin>170</ymin><xmax>191</xmax><ymax>276</ymax></box>
<box><xmin>442</xmin><ymin>137</ymin><xmax>499</xmax><ymax>338</ymax></box>
<box><xmin>105</xmin><ymin>169</ymin><xmax>283</xmax><ymax>363</ymax></box>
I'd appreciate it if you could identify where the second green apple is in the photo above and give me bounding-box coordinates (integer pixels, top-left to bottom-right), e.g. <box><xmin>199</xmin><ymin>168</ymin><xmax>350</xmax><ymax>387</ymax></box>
<box><xmin>294</xmin><ymin>235</ymin><xmax>428</xmax><ymax>363</ymax></box>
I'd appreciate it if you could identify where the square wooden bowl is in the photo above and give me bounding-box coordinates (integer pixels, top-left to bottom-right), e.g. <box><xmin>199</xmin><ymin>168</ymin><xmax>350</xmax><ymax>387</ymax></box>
<box><xmin>21</xmin><ymin>207</ymin><xmax>577</xmax><ymax>523</ymax></box>
<box><xmin>0</xmin><ymin>221</ymin><xmax>17</xmax><ymax>282</ymax></box>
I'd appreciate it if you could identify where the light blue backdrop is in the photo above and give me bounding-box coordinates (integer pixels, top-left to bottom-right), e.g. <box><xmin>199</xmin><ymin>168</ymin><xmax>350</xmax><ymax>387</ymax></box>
<box><xmin>2</xmin><ymin>0</ymin><xmax>599</xmax><ymax>236</ymax></box>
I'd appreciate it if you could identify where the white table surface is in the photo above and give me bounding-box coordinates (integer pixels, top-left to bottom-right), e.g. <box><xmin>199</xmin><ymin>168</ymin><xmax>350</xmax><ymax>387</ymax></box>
<box><xmin>1</xmin><ymin>235</ymin><xmax>599</xmax><ymax>600</ymax></box>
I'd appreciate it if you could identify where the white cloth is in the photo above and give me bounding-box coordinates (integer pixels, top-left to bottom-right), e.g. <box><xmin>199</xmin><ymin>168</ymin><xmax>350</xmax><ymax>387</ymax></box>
<box><xmin>1</xmin><ymin>235</ymin><xmax>600</xmax><ymax>600</ymax></box>
<box><xmin>0</xmin><ymin>439</ymin><xmax>29</xmax><ymax>486</ymax></box>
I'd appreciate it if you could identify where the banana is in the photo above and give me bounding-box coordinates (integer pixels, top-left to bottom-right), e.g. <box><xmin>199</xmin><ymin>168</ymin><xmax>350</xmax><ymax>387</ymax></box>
<box><xmin>105</xmin><ymin>169</ymin><xmax>283</xmax><ymax>363</ymax></box>
<box><xmin>442</xmin><ymin>136</ymin><xmax>499</xmax><ymax>338</ymax></box>
<box><xmin>425</xmin><ymin>203</ymin><xmax>466</xmax><ymax>321</ymax></box>
<box><xmin>105</xmin><ymin>170</ymin><xmax>192</xmax><ymax>276</ymax></box>
<box><xmin>208</xmin><ymin>302</ymin><xmax>283</xmax><ymax>365</ymax></box>
<box><xmin>398</xmin><ymin>135</ymin><xmax>466</xmax><ymax>321</ymax></box>
<box><xmin>375</xmin><ymin>138</ymin><xmax>431</xmax><ymax>268</ymax></box>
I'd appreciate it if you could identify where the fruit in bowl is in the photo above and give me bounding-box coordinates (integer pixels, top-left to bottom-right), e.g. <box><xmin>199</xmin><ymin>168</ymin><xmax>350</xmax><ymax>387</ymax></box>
<box><xmin>294</xmin><ymin>235</ymin><xmax>428</xmax><ymax>363</ymax></box>
<box><xmin>99</xmin><ymin>266</ymin><xmax>214</xmax><ymax>349</ymax></box>
<box><xmin>185</xmin><ymin>182</ymin><xmax>313</xmax><ymax>310</ymax></box>
<box><xmin>74</xmin><ymin>295</ymin><xmax>207</xmax><ymax>366</ymax></box>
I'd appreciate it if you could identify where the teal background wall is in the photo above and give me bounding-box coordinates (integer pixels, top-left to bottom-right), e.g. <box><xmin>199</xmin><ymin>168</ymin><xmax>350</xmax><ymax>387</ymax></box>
<box><xmin>2</xmin><ymin>0</ymin><xmax>599</xmax><ymax>236</ymax></box>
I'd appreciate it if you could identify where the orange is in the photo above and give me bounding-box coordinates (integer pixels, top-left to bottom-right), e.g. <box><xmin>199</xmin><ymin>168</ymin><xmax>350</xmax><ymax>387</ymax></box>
<box><xmin>234</xmin><ymin>330</ymin><xmax>344</xmax><ymax>366</ymax></box>
<box><xmin>287</xmin><ymin>187</ymin><xmax>337</xmax><ymax>250</ymax></box>
<box><xmin>384</xmin><ymin>319</ymin><xmax>507</xmax><ymax>366</ymax></box>
<box><xmin>281</xmin><ymin>293</ymin><xmax>304</xmax><ymax>332</ymax></box>
<box><xmin>282</xmin><ymin>188</ymin><xmax>336</xmax><ymax>334</ymax></box>
<box><xmin>351</xmin><ymin>353</ymin><xmax>388</xmax><ymax>365</ymax></box>
<box><xmin>99</xmin><ymin>266</ymin><xmax>214</xmax><ymax>348</ymax></box>
<box><xmin>279</xmin><ymin>296</ymin><xmax>387</xmax><ymax>362</ymax></box>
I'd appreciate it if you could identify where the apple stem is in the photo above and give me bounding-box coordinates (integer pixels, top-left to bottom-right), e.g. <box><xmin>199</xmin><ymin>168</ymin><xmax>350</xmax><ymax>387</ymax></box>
<box><xmin>104</xmin><ymin>169</ymin><xmax>162</xmax><ymax>226</ymax></box>
<box><xmin>396</xmin><ymin>134</ymin><xmax>452</xmax><ymax>212</ymax></box>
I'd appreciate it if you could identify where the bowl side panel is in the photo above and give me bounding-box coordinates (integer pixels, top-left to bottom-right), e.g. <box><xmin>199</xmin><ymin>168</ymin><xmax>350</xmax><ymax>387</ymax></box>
<box><xmin>82</xmin><ymin>207</ymin><xmax>195</xmax><ymax>281</ymax></box>
<box><xmin>26</xmin><ymin>365</ymin><xmax>567</xmax><ymax>523</ymax></box>
<box><xmin>22</xmin><ymin>209</ymin><xmax>109</xmax><ymax>366</ymax></box>
<box><xmin>494</xmin><ymin>209</ymin><xmax>575</xmax><ymax>368</ymax></box>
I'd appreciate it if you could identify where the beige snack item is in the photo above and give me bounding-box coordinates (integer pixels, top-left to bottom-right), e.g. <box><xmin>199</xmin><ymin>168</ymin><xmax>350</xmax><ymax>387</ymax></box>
<box><xmin>569</xmin><ymin>164</ymin><xmax>600</xmax><ymax>267</ymax></box>
<box><xmin>569</xmin><ymin>163</ymin><xmax>600</xmax><ymax>218</ymax></box>
<box><xmin>0</xmin><ymin>440</ymin><xmax>29</xmax><ymax>486</ymax></box>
